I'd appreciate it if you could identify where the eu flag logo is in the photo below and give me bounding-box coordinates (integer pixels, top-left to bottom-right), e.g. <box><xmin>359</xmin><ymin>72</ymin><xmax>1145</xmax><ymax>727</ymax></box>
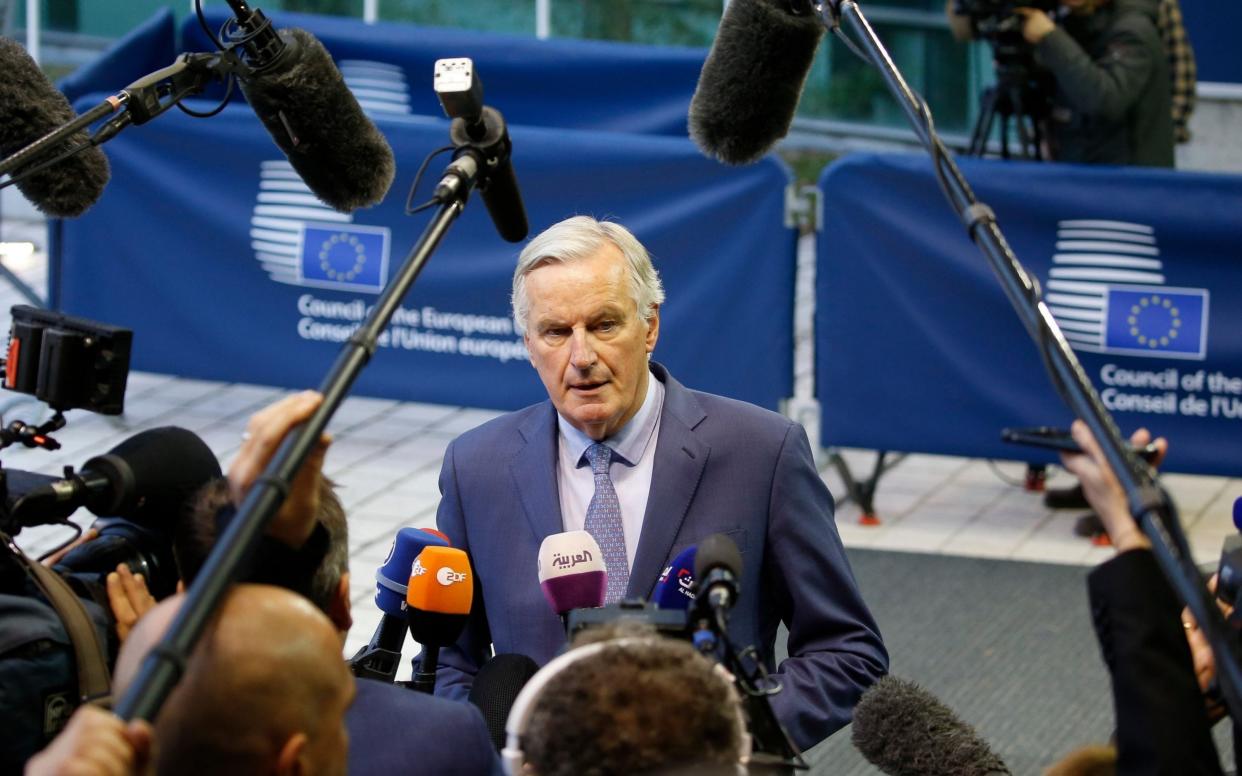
<box><xmin>298</xmin><ymin>222</ymin><xmax>390</xmax><ymax>293</ymax></box>
<box><xmin>1103</xmin><ymin>285</ymin><xmax>1208</xmax><ymax>360</ymax></box>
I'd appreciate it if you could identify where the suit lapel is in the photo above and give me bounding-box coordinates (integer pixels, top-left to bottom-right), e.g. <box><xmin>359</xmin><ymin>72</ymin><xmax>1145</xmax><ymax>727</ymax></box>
<box><xmin>510</xmin><ymin>404</ymin><xmax>563</xmax><ymax>545</ymax></box>
<box><xmin>627</xmin><ymin>365</ymin><xmax>709</xmax><ymax>599</ymax></box>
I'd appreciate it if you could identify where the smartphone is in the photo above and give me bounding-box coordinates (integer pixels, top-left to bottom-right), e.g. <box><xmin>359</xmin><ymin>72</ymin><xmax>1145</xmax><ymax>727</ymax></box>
<box><xmin>1001</xmin><ymin>426</ymin><xmax>1161</xmax><ymax>462</ymax></box>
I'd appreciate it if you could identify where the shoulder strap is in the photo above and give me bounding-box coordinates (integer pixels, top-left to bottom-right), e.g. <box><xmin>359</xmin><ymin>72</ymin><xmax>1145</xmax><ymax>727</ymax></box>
<box><xmin>11</xmin><ymin>542</ymin><xmax>112</xmax><ymax>707</ymax></box>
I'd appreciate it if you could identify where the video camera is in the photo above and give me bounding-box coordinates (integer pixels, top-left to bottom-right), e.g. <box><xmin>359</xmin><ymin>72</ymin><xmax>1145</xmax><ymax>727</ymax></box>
<box><xmin>954</xmin><ymin>0</ymin><xmax>1058</xmax><ymax>58</ymax></box>
<box><xmin>0</xmin><ymin>305</ymin><xmax>182</xmax><ymax>599</ymax></box>
<box><xmin>0</xmin><ymin>304</ymin><xmax>222</xmax><ymax>769</ymax></box>
<box><xmin>954</xmin><ymin>0</ymin><xmax>1058</xmax><ymax>159</ymax></box>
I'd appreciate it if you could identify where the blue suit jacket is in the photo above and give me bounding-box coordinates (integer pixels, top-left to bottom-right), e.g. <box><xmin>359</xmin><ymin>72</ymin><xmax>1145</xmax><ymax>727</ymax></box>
<box><xmin>433</xmin><ymin>364</ymin><xmax>888</xmax><ymax>749</ymax></box>
<box><xmin>346</xmin><ymin>677</ymin><xmax>503</xmax><ymax>775</ymax></box>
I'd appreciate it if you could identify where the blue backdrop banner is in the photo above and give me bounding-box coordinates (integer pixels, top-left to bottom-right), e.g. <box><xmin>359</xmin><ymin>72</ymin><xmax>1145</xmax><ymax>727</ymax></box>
<box><xmin>54</xmin><ymin>102</ymin><xmax>794</xmax><ymax>412</ymax></box>
<box><xmin>816</xmin><ymin>153</ymin><xmax>1242</xmax><ymax>476</ymax></box>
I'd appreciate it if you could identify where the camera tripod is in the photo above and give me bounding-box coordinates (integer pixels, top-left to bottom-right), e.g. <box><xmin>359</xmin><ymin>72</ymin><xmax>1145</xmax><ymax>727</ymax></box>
<box><xmin>966</xmin><ymin>61</ymin><xmax>1051</xmax><ymax>160</ymax></box>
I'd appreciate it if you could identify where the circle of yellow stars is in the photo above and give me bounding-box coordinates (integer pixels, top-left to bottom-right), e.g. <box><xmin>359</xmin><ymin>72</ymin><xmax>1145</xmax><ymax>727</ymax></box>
<box><xmin>1127</xmin><ymin>294</ymin><xmax>1181</xmax><ymax>349</ymax></box>
<box><xmin>319</xmin><ymin>232</ymin><xmax>367</xmax><ymax>282</ymax></box>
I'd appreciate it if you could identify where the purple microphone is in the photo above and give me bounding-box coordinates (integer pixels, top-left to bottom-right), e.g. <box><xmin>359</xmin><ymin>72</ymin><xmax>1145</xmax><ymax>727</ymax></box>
<box><xmin>1233</xmin><ymin>496</ymin><xmax>1242</xmax><ymax>533</ymax></box>
<box><xmin>537</xmin><ymin>530</ymin><xmax>607</xmax><ymax>616</ymax></box>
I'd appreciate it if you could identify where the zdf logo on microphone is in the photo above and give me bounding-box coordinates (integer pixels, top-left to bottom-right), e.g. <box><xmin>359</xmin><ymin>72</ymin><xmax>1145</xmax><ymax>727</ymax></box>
<box><xmin>410</xmin><ymin>558</ymin><xmax>427</xmax><ymax>577</ymax></box>
<box><xmin>407</xmin><ymin>546</ymin><xmax>474</xmax><ymax>614</ymax></box>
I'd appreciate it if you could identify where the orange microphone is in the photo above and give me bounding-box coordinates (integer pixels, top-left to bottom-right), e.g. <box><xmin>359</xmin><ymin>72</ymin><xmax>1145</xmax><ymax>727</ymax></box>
<box><xmin>407</xmin><ymin>546</ymin><xmax>474</xmax><ymax>693</ymax></box>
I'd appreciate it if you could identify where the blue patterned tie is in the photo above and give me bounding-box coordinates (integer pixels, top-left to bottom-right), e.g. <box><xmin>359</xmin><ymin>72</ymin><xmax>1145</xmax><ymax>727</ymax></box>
<box><xmin>583</xmin><ymin>442</ymin><xmax>629</xmax><ymax>603</ymax></box>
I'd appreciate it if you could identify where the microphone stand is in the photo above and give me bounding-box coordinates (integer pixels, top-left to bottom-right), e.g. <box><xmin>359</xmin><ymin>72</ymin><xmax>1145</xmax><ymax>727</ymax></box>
<box><xmin>810</xmin><ymin>0</ymin><xmax>1242</xmax><ymax>720</ymax></box>
<box><xmin>348</xmin><ymin>616</ymin><xmax>407</xmax><ymax>683</ymax></box>
<box><xmin>699</xmin><ymin>606</ymin><xmax>807</xmax><ymax>772</ymax></box>
<box><xmin>114</xmin><ymin>138</ymin><xmax>500</xmax><ymax>721</ymax></box>
<box><xmin>411</xmin><ymin>644</ymin><xmax>440</xmax><ymax>694</ymax></box>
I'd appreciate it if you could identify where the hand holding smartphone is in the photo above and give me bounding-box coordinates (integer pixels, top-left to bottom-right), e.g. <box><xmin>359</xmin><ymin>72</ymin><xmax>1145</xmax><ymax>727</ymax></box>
<box><xmin>1001</xmin><ymin>426</ymin><xmax>1162</xmax><ymax>462</ymax></box>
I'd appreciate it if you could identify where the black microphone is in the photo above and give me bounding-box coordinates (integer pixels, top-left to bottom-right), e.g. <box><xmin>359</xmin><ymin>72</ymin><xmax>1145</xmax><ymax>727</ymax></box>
<box><xmin>0</xmin><ymin>36</ymin><xmax>110</xmax><ymax>217</ymax></box>
<box><xmin>688</xmin><ymin>0</ymin><xmax>825</xmax><ymax>165</ymax></box>
<box><xmin>852</xmin><ymin>676</ymin><xmax>1011</xmax><ymax>776</ymax></box>
<box><xmin>693</xmin><ymin>532</ymin><xmax>743</xmax><ymax>615</ymax></box>
<box><xmin>468</xmin><ymin>654</ymin><xmax>540</xmax><ymax>752</ymax></box>
<box><xmin>433</xmin><ymin>58</ymin><xmax>529</xmax><ymax>242</ymax></box>
<box><xmin>11</xmin><ymin>426</ymin><xmax>221</xmax><ymax>527</ymax></box>
<box><xmin>223</xmin><ymin>0</ymin><xmax>395</xmax><ymax>213</ymax></box>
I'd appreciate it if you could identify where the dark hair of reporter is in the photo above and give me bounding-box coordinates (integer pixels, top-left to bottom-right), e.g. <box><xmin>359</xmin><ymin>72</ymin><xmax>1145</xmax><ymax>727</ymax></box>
<box><xmin>174</xmin><ymin>477</ymin><xmax>348</xmax><ymax>611</ymax></box>
<box><xmin>523</xmin><ymin>624</ymin><xmax>744</xmax><ymax>776</ymax></box>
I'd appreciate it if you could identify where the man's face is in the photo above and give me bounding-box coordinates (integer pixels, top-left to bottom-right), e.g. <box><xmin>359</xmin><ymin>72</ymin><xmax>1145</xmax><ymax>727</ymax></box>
<box><xmin>523</xmin><ymin>244</ymin><xmax>659</xmax><ymax>440</ymax></box>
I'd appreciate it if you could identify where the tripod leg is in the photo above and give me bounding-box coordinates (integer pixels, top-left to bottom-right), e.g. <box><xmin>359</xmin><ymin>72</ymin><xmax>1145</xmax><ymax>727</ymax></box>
<box><xmin>968</xmin><ymin>89</ymin><xmax>998</xmax><ymax>156</ymax></box>
<box><xmin>998</xmin><ymin>111</ymin><xmax>1010</xmax><ymax>159</ymax></box>
<box><xmin>1029</xmin><ymin>110</ymin><xmax>1045</xmax><ymax>161</ymax></box>
<box><xmin>1009</xmin><ymin>90</ymin><xmax>1035</xmax><ymax>160</ymax></box>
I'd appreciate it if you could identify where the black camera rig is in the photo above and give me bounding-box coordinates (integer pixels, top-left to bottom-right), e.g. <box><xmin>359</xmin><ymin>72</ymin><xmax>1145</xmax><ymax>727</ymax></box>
<box><xmin>955</xmin><ymin>0</ymin><xmax>1058</xmax><ymax>159</ymax></box>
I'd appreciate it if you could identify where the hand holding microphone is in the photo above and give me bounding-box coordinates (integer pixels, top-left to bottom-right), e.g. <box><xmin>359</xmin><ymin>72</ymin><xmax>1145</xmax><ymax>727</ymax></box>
<box><xmin>228</xmin><ymin>390</ymin><xmax>329</xmax><ymax>549</ymax></box>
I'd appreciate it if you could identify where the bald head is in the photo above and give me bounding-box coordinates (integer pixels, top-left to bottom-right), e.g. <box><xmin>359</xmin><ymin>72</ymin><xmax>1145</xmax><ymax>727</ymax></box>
<box><xmin>115</xmin><ymin>585</ymin><xmax>354</xmax><ymax>776</ymax></box>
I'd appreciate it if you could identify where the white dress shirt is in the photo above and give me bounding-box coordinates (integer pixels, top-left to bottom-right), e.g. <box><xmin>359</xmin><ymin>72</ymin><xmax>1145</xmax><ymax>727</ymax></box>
<box><xmin>556</xmin><ymin>372</ymin><xmax>664</xmax><ymax>568</ymax></box>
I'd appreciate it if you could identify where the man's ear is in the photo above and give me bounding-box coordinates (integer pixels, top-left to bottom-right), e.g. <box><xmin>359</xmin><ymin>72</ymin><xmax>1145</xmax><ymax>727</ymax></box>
<box><xmin>645</xmin><ymin>306</ymin><xmax>660</xmax><ymax>353</ymax></box>
<box><xmin>274</xmin><ymin>732</ymin><xmax>308</xmax><ymax>776</ymax></box>
<box><xmin>328</xmin><ymin>572</ymin><xmax>353</xmax><ymax>634</ymax></box>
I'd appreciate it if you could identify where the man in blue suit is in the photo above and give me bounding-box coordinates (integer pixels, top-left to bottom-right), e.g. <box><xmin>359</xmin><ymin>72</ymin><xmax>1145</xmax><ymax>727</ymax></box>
<box><xmin>433</xmin><ymin>216</ymin><xmax>888</xmax><ymax>750</ymax></box>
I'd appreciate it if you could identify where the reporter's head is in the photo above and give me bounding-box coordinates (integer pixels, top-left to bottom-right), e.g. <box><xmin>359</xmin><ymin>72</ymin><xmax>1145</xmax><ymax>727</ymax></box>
<box><xmin>176</xmin><ymin>476</ymin><xmax>353</xmax><ymax>634</ymax></box>
<box><xmin>114</xmin><ymin>584</ymin><xmax>355</xmax><ymax>776</ymax></box>
<box><xmin>517</xmin><ymin>629</ymin><xmax>747</xmax><ymax>776</ymax></box>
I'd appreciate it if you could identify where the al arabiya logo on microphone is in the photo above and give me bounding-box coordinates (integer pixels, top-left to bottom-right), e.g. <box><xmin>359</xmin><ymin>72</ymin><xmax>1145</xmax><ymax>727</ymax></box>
<box><xmin>1043</xmin><ymin>219</ymin><xmax>1209</xmax><ymax>361</ymax></box>
<box><xmin>250</xmin><ymin>59</ymin><xmax>411</xmax><ymax>294</ymax></box>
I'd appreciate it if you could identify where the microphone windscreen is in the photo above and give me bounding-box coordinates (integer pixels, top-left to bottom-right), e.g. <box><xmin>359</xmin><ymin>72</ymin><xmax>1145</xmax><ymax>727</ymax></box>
<box><xmin>852</xmin><ymin>676</ymin><xmax>1011</xmax><ymax>776</ymax></box>
<box><xmin>84</xmin><ymin>427</ymin><xmax>221</xmax><ymax>528</ymax></box>
<box><xmin>537</xmin><ymin>530</ymin><xmax>607</xmax><ymax>615</ymax></box>
<box><xmin>694</xmin><ymin>533</ymin><xmax>742</xmax><ymax>581</ymax></box>
<box><xmin>375</xmin><ymin>527</ymin><xmax>451</xmax><ymax>617</ymax></box>
<box><xmin>238</xmin><ymin>28</ymin><xmax>395</xmax><ymax>213</ymax></box>
<box><xmin>0</xmin><ymin>37</ymin><xmax>110</xmax><ymax>217</ymax></box>
<box><xmin>408</xmin><ymin>546</ymin><xmax>473</xmax><ymax>647</ymax></box>
<box><xmin>468</xmin><ymin>654</ymin><xmax>541</xmax><ymax>752</ymax></box>
<box><xmin>688</xmin><ymin>0</ymin><xmax>825</xmax><ymax>165</ymax></box>
<box><xmin>651</xmin><ymin>545</ymin><xmax>697</xmax><ymax>610</ymax></box>
<box><xmin>1233</xmin><ymin>496</ymin><xmax>1242</xmax><ymax>533</ymax></box>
